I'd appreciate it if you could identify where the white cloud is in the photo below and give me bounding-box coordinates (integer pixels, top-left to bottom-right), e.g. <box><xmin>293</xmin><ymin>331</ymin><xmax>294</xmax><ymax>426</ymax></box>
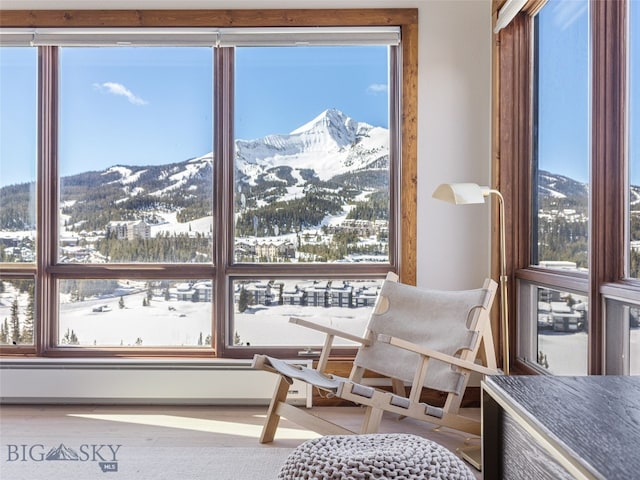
<box><xmin>93</xmin><ymin>82</ymin><xmax>148</xmax><ymax>106</ymax></box>
<box><xmin>366</xmin><ymin>83</ymin><xmax>388</xmax><ymax>95</ymax></box>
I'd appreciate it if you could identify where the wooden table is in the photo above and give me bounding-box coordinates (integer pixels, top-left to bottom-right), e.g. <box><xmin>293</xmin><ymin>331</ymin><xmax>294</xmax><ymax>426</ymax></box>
<box><xmin>482</xmin><ymin>375</ymin><xmax>640</xmax><ymax>479</ymax></box>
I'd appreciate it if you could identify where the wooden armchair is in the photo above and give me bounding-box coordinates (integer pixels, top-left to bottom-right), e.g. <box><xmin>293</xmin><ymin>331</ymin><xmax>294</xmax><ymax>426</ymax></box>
<box><xmin>252</xmin><ymin>273</ymin><xmax>499</xmax><ymax>443</ymax></box>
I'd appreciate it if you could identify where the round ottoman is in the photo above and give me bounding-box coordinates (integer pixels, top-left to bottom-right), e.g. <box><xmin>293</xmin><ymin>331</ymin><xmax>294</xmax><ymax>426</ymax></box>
<box><xmin>278</xmin><ymin>433</ymin><xmax>475</xmax><ymax>480</ymax></box>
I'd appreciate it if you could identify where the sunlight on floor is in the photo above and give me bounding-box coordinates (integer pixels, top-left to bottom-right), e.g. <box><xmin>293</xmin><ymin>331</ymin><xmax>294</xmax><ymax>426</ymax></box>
<box><xmin>66</xmin><ymin>413</ymin><xmax>322</xmax><ymax>440</ymax></box>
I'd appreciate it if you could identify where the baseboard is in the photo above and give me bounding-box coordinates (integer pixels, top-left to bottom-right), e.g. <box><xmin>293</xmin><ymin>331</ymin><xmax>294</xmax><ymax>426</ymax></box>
<box><xmin>0</xmin><ymin>358</ymin><xmax>312</xmax><ymax>406</ymax></box>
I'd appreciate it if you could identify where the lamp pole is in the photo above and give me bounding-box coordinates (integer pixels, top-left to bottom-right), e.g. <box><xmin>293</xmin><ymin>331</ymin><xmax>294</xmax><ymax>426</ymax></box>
<box><xmin>487</xmin><ymin>189</ymin><xmax>509</xmax><ymax>375</ymax></box>
<box><xmin>431</xmin><ymin>182</ymin><xmax>510</xmax><ymax>470</ymax></box>
<box><xmin>432</xmin><ymin>182</ymin><xmax>510</xmax><ymax>375</ymax></box>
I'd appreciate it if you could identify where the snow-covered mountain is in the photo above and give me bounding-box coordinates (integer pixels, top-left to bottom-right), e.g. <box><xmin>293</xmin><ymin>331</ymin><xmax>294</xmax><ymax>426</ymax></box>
<box><xmin>538</xmin><ymin>169</ymin><xmax>640</xmax><ymax>212</ymax></box>
<box><xmin>0</xmin><ymin>109</ymin><xmax>390</xmax><ymax>239</ymax></box>
<box><xmin>538</xmin><ymin>170</ymin><xmax>588</xmax><ymax>201</ymax></box>
<box><xmin>235</xmin><ymin>108</ymin><xmax>389</xmax><ymax>183</ymax></box>
<box><xmin>92</xmin><ymin>108</ymin><xmax>387</xmax><ymax>198</ymax></box>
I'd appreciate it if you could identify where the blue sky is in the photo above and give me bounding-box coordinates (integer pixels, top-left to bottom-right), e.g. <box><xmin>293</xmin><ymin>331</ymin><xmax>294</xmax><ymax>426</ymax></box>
<box><xmin>0</xmin><ymin>5</ymin><xmax>639</xmax><ymax>188</ymax></box>
<box><xmin>0</xmin><ymin>45</ymin><xmax>388</xmax><ymax>186</ymax></box>
<box><xmin>235</xmin><ymin>46</ymin><xmax>389</xmax><ymax>140</ymax></box>
<box><xmin>537</xmin><ymin>0</ymin><xmax>590</xmax><ymax>183</ymax></box>
<box><xmin>537</xmin><ymin>0</ymin><xmax>640</xmax><ymax>184</ymax></box>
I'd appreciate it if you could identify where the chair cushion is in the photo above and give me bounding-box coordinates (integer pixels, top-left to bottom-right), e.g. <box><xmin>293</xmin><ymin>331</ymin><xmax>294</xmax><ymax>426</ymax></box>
<box><xmin>278</xmin><ymin>433</ymin><xmax>475</xmax><ymax>479</ymax></box>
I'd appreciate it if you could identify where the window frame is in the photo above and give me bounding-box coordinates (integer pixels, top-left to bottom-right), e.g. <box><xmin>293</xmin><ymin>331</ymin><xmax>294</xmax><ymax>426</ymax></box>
<box><xmin>495</xmin><ymin>0</ymin><xmax>630</xmax><ymax>375</ymax></box>
<box><xmin>0</xmin><ymin>9</ymin><xmax>418</xmax><ymax>359</ymax></box>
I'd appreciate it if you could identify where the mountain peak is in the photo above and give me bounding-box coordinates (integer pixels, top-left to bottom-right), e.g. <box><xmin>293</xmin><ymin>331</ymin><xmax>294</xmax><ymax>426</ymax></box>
<box><xmin>288</xmin><ymin>109</ymin><xmax>368</xmax><ymax>150</ymax></box>
<box><xmin>234</xmin><ymin>109</ymin><xmax>388</xmax><ymax>181</ymax></box>
<box><xmin>289</xmin><ymin>108</ymin><xmax>349</xmax><ymax>135</ymax></box>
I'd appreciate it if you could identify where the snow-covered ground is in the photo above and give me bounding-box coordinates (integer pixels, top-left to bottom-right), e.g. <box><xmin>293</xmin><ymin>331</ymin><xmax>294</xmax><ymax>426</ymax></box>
<box><xmin>58</xmin><ymin>299</ymin><xmax>640</xmax><ymax>374</ymax></box>
<box><xmin>537</xmin><ymin>331</ymin><xmax>589</xmax><ymax>375</ymax></box>
<box><xmin>234</xmin><ymin>304</ymin><xmax>371</xmax><ymax>347</ymax></box>
<box><xmin>149</xmin><ymin>212</ymin><xmax>213</xmax><ymax>238</ymax></box>
<box><xmin>57</xmin><ymin>294</ymin><xmax>371</xmax><ymax>348</ymax></box>
<box><xmin>3</xmin><ymin>280</ymin><xmax>639</xmax><ymax>374</ymax></box>
<box><xmin>537</xmin><ymin>329</ymin><xmax>640</xmax><ymax>375</ymax></box>
<box><xmin>58</xmin><ymin>291</ymin><xmax>211</xmax><ymax>347</ymax></box>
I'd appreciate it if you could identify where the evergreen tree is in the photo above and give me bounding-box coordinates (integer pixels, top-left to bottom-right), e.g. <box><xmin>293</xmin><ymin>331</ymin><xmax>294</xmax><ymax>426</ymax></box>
<box><xmin>238</xmin><ymin>286</ymin><xmax>250</xmax><ymax>313</ymax></box>
<box><xmin>0</xmin><ymin>318</ymin><xmax>8</xmax><ymax>344</ymax></box>
<box><xmin>631</xmin><ymin>250</ymin><xmax>640</xmax><ymax>279</ymax></box>
<box><xmin>10</xmin><ymin>298</ymin><xmax>20</xmax><ymax>344</ymax></box>
<box><xmin>61</xmin><ymin>328</ymin><xmax>79</xmax><ymax>345</ymax></box>
<box><xmin>21</xmin><ymin>285</ymin><xmax>34</xmax><ymax>343</ymax></box>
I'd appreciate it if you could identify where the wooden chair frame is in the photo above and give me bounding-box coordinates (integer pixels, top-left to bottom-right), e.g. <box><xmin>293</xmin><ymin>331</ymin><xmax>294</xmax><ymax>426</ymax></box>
<box><xmin>253</xmin><ymin>275</ymin><xmax>499</xmax><ymax>443</ymax></box>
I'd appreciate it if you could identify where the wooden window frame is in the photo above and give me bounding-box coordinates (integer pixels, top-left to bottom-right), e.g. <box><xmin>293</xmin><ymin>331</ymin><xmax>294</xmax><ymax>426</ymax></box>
<box><xmin>0</xmin><ymin>9</ymin><xmax>418</xmax><ymax>359</ymax></box>
<box><xmin>494</xmin><ymin>0</ymin><xmax>631</xmax><ymax>374</ymax></box>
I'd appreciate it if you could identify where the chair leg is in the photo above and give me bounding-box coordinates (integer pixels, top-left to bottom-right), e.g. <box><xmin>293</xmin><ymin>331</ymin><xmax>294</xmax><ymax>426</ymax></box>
<box><xmin>360</xmin><ymin>406</ymin><xmax>384</xmax><ymax>434</ymax></box>
<box><xmin>260</xmin><ymin>375</ymin><xmax>290</xmax><ymax>443</ymax></box>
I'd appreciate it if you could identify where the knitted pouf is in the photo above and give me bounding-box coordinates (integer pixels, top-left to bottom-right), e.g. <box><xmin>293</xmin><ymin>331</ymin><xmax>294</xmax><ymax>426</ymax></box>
<box><xmin>278</xmin><ymin>433</ymin><xmax>475</xmax><ymax>480</ymax></box>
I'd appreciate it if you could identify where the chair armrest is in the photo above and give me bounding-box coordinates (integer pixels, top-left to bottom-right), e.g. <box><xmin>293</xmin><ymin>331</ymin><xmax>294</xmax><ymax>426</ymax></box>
<box><xmin>377</xmin><ymin>334</ymin><xmax>500</xmax><ymax>376</ymax></box>
<box><xmin>290</xmin><ymin>317</ymin><xmax>371</xmax><ymax>346</ymax></box>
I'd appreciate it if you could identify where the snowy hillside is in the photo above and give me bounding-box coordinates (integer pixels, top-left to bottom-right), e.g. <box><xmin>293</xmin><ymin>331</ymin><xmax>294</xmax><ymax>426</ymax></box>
<box><xmin>0</xmin><ymin>108</ymin><xmax>393</xmax><ymax>264</ymax></box>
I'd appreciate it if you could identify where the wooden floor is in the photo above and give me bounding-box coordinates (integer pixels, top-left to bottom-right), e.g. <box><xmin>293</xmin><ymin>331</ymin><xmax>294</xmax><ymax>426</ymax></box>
<box><xmin>0</xmin><ymin>404</ymin><xmax>482</xmax><ymax>478</ymax></box>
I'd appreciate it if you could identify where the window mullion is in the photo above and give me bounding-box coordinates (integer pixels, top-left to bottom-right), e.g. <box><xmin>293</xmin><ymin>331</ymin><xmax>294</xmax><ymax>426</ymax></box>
<box><xmin>214</xmin><ymin>46</ymin><xmax>234</xmax><ymax>357</ymax></box>
<box><xmin>589</xmin><ymin>0</ymin><xmax>627</xmax><ymax>374</ymax></box>
<box><xmin>37</xmin><ymin>45</ymin><xmax>59</xmax><ymax>355</ymax></box>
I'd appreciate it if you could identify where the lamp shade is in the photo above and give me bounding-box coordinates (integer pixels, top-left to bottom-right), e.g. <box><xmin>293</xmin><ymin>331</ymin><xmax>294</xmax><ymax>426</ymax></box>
<box><xmin>432</xmin><ymin>183</ymin><xmax>490</xmax><ymax>205</ymax></box>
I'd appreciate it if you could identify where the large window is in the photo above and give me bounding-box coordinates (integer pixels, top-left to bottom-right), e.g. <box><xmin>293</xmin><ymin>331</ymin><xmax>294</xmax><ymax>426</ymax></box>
<box><xmin>498</xmin><ymin>0</ymin><xmax>634</xmax><ymax>375</ymax></box>
<box><xmin>525</xmin><ymin>0</ymin><xmax>590</xmax><ymax>372</ymax></box>
<box><xmin>0</xmin><ymin>46</ymin><xmax>37</xmax><ymax>348</ymax></box>
<box><xmin>230</xmin><ymin>44</ymin><xmax>394</xmax><ymax>348</ymax></box>
<box><xmin>0</xmin><ymin>47</ymin><xmax>36</xmax><ymax>264</ymax></box>
<box><xmin>0</xmin><ymin>10</ymin><xmax>418</xmax><ymax>359</ymax></box>
<box><xmin>58</xmin><ymin>46</ymin><xmax>214</xmax><ymax>265</ymax></box>
<box><xmin>518</xmin><ymin>281</ymin><xmax>588</xmax><ymax>375</ymax></box>
<box><xmin>233</xmin><ymin>46</ymin><xmax>391</xmax><ymax>265</ymax></box>
<box><xmin>533</xmin><ymin>0</ymin><xmax>589</xmax><ymax>272</ymax></box>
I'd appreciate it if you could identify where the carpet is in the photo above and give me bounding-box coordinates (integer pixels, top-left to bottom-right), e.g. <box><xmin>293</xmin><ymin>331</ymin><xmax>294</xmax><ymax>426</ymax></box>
<box><xmin>2</xmin><ymin>445</ymin><xmax>293</xmax><ymax>480</ymax></box>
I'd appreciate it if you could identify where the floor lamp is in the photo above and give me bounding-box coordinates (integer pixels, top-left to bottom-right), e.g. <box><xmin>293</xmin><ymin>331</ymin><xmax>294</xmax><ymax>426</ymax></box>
<box><xmin>432</xmin><ymin>183</ymin><xmax>509</xmax><ymax>375</ymax></box>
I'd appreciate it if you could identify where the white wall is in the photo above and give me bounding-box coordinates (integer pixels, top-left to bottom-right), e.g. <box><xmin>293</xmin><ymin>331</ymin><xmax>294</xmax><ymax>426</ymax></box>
<box><xmin>418</xmin><ymin>1</ymin><xmax>493</xmax><ymax>289</ymax></box>
<box><xmin>2</xmin><ymin>0</ymin><xmax>493</xmax><ymax>290</ymax></box>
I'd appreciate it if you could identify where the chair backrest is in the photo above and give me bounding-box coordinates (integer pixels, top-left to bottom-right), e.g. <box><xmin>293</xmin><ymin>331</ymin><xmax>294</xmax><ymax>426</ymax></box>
<box><xmin>352</xmin><ymin>279</ymin><xmax>496</xmax><ymax>395</ymax></box>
